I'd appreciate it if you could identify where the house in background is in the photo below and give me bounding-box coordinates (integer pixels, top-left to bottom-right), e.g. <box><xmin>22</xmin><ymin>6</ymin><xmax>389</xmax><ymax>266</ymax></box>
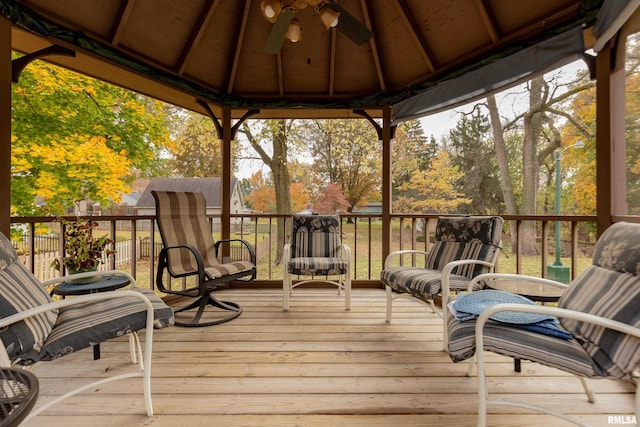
<box><xmin>102</xmin><ymin>191</ymin><xmax>142</xmax><ymax>216</ymax></box>
<box><xmin>136</xmin><ymin>177</ymin><xmax>246</xmax><ymax>229</ymax></box>
<box><xmin>353</xmin><ymin>202</ymin><xmax>382</xmax><ymax>216</ymax></box>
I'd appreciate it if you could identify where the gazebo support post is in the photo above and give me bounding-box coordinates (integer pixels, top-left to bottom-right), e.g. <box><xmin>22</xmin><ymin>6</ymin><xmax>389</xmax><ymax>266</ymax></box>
<box><xmin>381</xmin><ymin>105</ymin><xmax>393</xmax><ymax>275</ymax></box>
<box><xmin>0</xmin><ymin>18</ymin><xmax>11</xmax><ymax>237</ymax></box>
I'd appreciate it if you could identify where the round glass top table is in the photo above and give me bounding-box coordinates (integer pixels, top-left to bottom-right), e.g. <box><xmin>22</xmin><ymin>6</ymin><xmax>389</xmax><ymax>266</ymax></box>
<box><xmin>50</xmin><ymin>274</ymin><xmax>131</xmax><ymax>360</ymax></box>
<box><xmin>483</xmin><ymin>278</ymin><xmax>564</xmax><ymax>303</ymax></box>
<box><xmin>50</xmin><ymin>274</ymin><xmax>131</xmax><ymax>297</ymax></box>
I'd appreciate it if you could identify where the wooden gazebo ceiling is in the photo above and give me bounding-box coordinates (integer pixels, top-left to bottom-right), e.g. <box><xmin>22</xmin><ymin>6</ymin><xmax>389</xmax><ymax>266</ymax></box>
<box><xmin>5</xmin><ymin>0</ymin><xmax>600</xmax><ymax>120</ymax></box>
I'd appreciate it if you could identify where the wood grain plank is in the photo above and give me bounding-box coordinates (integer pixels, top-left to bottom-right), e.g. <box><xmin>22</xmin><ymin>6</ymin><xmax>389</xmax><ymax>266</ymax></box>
<box><xmin>22</xmin><ymin>288</ymin><xmax>637</xmax><ymax>427</ymax></box>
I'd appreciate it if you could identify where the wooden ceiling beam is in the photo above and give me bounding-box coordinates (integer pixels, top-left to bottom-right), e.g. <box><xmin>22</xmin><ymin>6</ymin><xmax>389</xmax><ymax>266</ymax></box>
<box><xmin>476</xmin><ymin>0</ymin><xmax>500</xmax><ymax>43</ymax></box>
<box><xmin>393</xmin><ymin>0</ymin><xmax>437</xmax><ymax>73</ymax></box>
<box><xmin>360</xmin><ymin>0</ymin><xmax>385</xmax><ymax>91</ymax></box>
<box><xmin>176</xmin><ymin>0</ymin><xmax>220</xmax><ymax>75</ymax></box>
<box><xmin>277</xmin><ymin>52</ymin><xmax>285</xmax><ymax>96</ymax></box>
<box><xmin>227</xmin><ymin>0</ymin><xmax>252</xmax><ymax>94</ymax></box>
<box><xmin>109</xmin><ymin>0</ymin><xmax>135</xmax><ymax>46</ymax></box>
<box><xmin>329</xmin><ymin>27</ymin><xmax>336</xmax><ymax>96</ymax></box>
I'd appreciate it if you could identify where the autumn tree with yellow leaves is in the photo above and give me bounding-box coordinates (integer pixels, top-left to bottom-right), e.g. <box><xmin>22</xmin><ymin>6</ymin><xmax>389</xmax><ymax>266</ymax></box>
<box><xmin>11</xmin><ymin>55</ymin><xmax>171</xmax><ymax>216</ymax></box>
<box><xmin>394</xmin><ymin>151</ymin><xmax>471</xmax><ymax>213</ymax></box>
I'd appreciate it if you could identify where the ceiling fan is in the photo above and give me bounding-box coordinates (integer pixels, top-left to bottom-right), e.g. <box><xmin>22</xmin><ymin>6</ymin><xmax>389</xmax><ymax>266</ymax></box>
<box><xmin>261</xmin><ymin>0</ymin><xmax>374</xmax><ymax>54</ymax></box>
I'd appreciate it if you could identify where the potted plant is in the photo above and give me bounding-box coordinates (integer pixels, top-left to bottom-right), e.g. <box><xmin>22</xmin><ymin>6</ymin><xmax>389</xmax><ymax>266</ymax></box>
<box><xmin>51</xmin><ymin>219</ymin><xmax>116</xmax><ymax>283</ymax></box>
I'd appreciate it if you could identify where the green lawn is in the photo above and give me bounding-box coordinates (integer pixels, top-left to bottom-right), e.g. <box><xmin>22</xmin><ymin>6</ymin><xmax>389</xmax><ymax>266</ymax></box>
<box><xmin>113</xmin><ymin>219</ymin><xmax>593</xmax><ymax>285</ymax></box>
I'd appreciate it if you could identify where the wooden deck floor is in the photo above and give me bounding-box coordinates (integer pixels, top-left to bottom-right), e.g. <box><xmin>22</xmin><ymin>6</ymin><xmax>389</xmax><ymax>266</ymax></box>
<box><xmin>27</xmin><ymin>288</ymin><xmax>635</xmax><ymax>426</ymax></box>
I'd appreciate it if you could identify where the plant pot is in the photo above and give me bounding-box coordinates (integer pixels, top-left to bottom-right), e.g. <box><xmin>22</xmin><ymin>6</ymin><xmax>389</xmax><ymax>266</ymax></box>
<box><xmin>68</xmin><ymin>267</ymin><xmax>99</xmax><ymax>284</ymax></box>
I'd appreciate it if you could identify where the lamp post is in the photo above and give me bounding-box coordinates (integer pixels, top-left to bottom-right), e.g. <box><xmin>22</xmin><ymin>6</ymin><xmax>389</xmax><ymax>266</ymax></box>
<box><xmin>546</xmin><ymin>140</ymin><xmax>584</xmax><ymax>283</ymax></box>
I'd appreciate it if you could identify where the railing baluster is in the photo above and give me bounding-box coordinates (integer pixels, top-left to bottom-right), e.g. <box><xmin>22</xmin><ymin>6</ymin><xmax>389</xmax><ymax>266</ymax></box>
<box><xmin>571</xmin><ymin>220</ymin><xmax>579</xmax><ymax>282</ymax></box>
<box><xmin>150</xmin><ymin>219</ymin><xmax>156</xmax><ymax>290</ymax></box>
<box><xmin>9</xmin><ymin>213</ymin><xmax>600</xmax><ymax>289</ymax></box>
<box><xmin>367</xmin><ymin>217</ymin><xmax>372</xmax><ymax>280</ymax></box>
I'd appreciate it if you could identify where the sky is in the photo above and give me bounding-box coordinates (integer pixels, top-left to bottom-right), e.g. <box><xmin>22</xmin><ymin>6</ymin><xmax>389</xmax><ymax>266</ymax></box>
<box><xmin>419</xmin><ymin>58</ymin><xmax>589</xmax><ymax>141</ymax></box>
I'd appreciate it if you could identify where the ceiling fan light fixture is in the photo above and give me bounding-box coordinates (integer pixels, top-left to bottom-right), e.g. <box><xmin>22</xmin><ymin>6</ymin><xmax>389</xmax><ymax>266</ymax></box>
<box><xmin>318</xmin><ymin>4</ymin><xmax>340</xmax><ymax>30</ymax></box>
<box><xmin>260</xmin><ymin>0</ymin><xmax>283</xmax><ymax>23</ymax></box>
<box><xmin>285</xmin><ymin>18</ymin><xmax>302</xmax><ymax>42</ymax></box>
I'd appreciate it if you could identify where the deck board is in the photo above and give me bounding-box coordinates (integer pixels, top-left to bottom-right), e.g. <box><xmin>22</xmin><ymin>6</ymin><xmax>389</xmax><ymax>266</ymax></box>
<box><xmin>24</xmin><ymin>288</ymin><xmax>636</xmax><ymax>426</ymax></box>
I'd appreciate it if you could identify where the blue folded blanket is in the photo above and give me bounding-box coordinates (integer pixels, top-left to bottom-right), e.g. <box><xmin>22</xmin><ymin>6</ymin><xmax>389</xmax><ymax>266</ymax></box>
<box><xmin>516</xmin><ymin>319</ymin><xmax>573</xmax><ymax>340</ymax></box>
<box><xmin>450</xmin><ymin>290</ymin><xmax>573</xmax><ymax>340</ymax></box>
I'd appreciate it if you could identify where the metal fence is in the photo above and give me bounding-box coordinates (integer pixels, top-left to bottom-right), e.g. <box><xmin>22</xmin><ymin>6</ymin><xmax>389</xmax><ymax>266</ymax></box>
<box><xmin>9</xmin><ymin>213</ymin><xmax>603</xmax><ymax>287</ymax></box>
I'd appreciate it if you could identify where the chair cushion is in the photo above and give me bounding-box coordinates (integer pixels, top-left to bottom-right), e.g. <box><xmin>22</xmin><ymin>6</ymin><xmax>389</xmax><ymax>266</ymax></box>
<box><xmin>205</xmin><ymin>260</ymin><xmax>256</xmax><ymax>279</ymax></box>
<box><xmin>0</xmin><ymin>261</ymin><xmax>57</xmax><ymax>363</ymax></box>
<box><xmin>288</xmin><ymin>257</ymin><xmax>348</xmax><ymax>276</ymax></box>
<box><xmin>559</xmin><ymin>265</ymin><xmax>640</xmax><ymax>379</ymax></box>
<box><xmin>433</xmin><ymin>216</ymin><xmax>503</xmax><ymax>245</ymax></box>
<box><xmin>0</xmin><ymin>232</ymin><xmax>19</xmax><ymax>270</ymax></box>
<box><xmin>290</xmin><ymin>215</ymin><xmax>342</xmax><ymax>258</ymax></box>
<box><xmin>380</xmin><ymin>266</ymin><xmax>479</xmax><ymax>301</ymax></box>
<box><xmin>446</xmin><ymin>311</ymin><xmax>601</xmax><ymax>377</ymax></box>
<box><xmin>589</xmin><ymin>221</ymin><xmax>640</xmax><ymax>274</ymax></box>
<box><xmin>26</xmin><ymin>288</ymin><xmax>174</xmax><ymax>365</ymax></box>
<box><xmin>425</xmin><ymin>241</ymin><xmax>498</xmax><ymax>278</ymax></box>
<box><xmin>557</xmin><ymin>222</ymin><xmax>640</xmax><ymax>379</ymax></box>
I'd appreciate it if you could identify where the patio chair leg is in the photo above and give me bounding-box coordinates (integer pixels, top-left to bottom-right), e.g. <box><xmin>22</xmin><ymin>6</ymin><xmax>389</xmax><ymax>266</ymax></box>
<box><xmin>173</xmin><ymin>293</ymin><xmax>243</xmax><ymax>327</ymax></box>
<box><xmin>385</xmin><ymin>286</ymin><xmax>392</xmax><ymax>323</ymax></box>
<box><xmin>344</xmin><ymin>275</ymin><xmax>351</xmax><ymax>310</ymax></box>
<box><xmin>577</xmin><ymin>375</ymin><xmax>596</xmax><ymax>403</ymax></box>
<box><xmin>283</xmin><ymin>275</ymin><xmax>291</xmax><ymax>310</ymax></box>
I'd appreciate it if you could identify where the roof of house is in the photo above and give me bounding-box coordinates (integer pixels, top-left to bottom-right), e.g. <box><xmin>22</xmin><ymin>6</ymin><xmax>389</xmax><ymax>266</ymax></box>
<box><xmin>120</xmin><ymin>192</ymin><xmax>142</xmax><ymax>207</ymax></box>
<box><xmin>136</xmin><ymin>177</ymin><xmax>238</xmax><ymax>208</ymax></box>
<box><xmin>354</xmin><ymin>202</ymin><xmax>382</xmax><ymax>214</ymax></box>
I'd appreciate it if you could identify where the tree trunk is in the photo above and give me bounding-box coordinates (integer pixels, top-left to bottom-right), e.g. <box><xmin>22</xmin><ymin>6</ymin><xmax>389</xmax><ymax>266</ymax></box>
<box><xmin>272</xmin><ymin>121</ymin><xmax>292</xmax><ymax>264</ymax></box>
<box><xmin>520</xmin><ymin>77</ymin><xmax>544</xmax><ymax>255</ymax></box>
<box><xmin>487</xmin><ymin>95</ymin><xmax>518</xmax><ymax>251</ymax></box>
<box><xmin>242</xmin><ymin>120</ymin><xmax>292</xmax><ymax>264</ymax></box>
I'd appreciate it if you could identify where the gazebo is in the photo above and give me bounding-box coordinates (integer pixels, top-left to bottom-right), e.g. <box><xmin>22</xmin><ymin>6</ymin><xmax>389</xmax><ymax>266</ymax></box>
<box><xmin>1</xmin><ymin>2</ymin><xmax>640</xmax><ymax>424</ymax></box>
<box><xmin>0</xmin><ymin>0</ymin><xmax>637</xmax><ymax>244</ymax></box>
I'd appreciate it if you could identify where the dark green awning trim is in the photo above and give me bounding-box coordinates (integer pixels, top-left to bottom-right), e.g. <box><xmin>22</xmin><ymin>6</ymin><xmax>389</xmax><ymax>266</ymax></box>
<box><xmin>392</xmin><ymin>26</ymin><xmax>587</xmax><ymax>123</ymax></box>
<box><xmin>0</xmin><ymin>0</ymin><xmax>602</xmax><ymax>112</ymax></box>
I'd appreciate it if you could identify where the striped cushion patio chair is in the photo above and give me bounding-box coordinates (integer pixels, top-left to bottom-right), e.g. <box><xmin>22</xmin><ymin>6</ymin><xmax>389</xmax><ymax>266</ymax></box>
<box><xmin>447</xmin><ymin>221</ymin><xmax>640</xmax><ymax>426</ymax></box>
<box><xmin>0</xmin><ymin>231</ymin><xmax>174</xmax><ymax>422</ymax></box>
<box><xmin>380</xmin><ymin>216</ymin><xmax>503</xmax><ymax>349</ymax></box>
<box><xmin>283</xmin><ymin>215</ymin><xmax>351</xmax><ymax>310</ymax></box>
<box><xmin>153</xmin><ymin>191</ymin><xmax>256</xmax><ymax>327</ymax></box>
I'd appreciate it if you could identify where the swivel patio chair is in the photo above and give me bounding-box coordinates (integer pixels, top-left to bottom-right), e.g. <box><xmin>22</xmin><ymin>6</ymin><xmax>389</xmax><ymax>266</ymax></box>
<box><xmin>380</xmin><ymin>215</ymin><xmax>503</xmax><ymax>348</ymax></box>
<box><xmin>283</xmin><ymin>214</ymin><xmax>351</xmax><ymax>310</ymax></box>
<box><xmin>446</xmin><ymin>221</ymin><xmax>640</xmax><ymax>426</ymax></box>
<box><xmin>0</xmin><ymin>231</ymin><xmax>174</xmax><ymax>422</ymax></box>
<box><xmin>153</xmin><ymin>190</ymin><xmax>256</xmax><ymax>327</ymax></box>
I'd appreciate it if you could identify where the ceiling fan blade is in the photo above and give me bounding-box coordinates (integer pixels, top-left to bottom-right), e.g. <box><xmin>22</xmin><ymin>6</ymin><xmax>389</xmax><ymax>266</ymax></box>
<box><xmin>326</xmin><ymin>2</ymin><xmax>373</xmax><ymax>46</ymax></box>
<box><xmin>263</xmin><ymin>9</ymin><xmax>297</xmax><ymax>54</ymax></box>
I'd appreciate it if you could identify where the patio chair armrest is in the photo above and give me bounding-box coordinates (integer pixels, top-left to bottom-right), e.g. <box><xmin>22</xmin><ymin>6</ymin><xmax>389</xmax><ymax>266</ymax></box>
<box><xmin>475</xmin><ymin>303</ymin><xmax>640</xmax><ymax>350</ymax></box>
<box><xmin>215</xmin><ymin>238</ymin><xmax>256</xmax><ymax>264</ymax></box>
<box><xmin>466</xmin><ymin>273</ymin><xmax>568</xmax><ymax>293</ymax></box>
<box><xmin>158</xmin><ymin>244</ymin><xmax>207</xmax><ymax>281</ymax></box>
<box><xmin>283</xmin><ymin>243</ymin><xmax>291</xmax><ymax>264</ymax></box>
<box><xmin>439</xmin><ymin>259</ymin><xmax>498</xmax><ymax>326</ymax></box>
<box><xmin>440</xmin><ymin>259</ymin><xmax>496</xmax><ymax>295</ymax></box>
<box><xmin>384</xmin><ymin>250</ymin><xmax>430</xmax><ymax>269</ymax></box>
<box><xmin>42</xmin><ymin>270</ymin><xmax>138</xmax><ymax>289</ymax></box>
<box><xmin>338</xmin><ymin>243</ymin><xmax>351</xmax><ymax>260</ymax></box>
